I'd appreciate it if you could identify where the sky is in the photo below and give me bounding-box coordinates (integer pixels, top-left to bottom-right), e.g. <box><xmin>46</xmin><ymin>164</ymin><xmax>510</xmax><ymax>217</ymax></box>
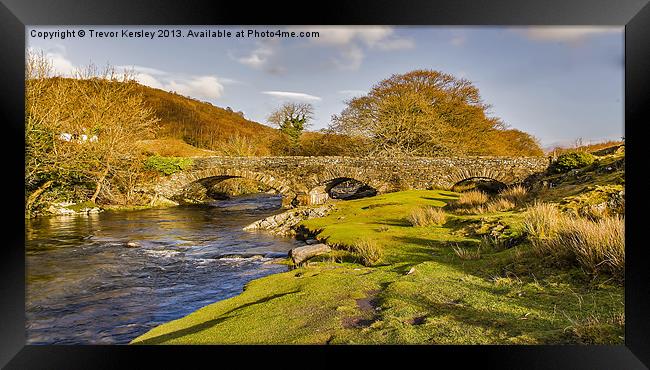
<box><xmin>27</xmin><ymin>26</ymin><xmax>624</xmax><ymax>148</ymax></box>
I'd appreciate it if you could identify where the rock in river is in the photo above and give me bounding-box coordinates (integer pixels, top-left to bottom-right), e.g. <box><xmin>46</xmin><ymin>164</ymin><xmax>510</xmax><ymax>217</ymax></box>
<box><xmin>289</xmin><ymin>244</ymin><xmax>331</xmax><ymax>265</ymax></box>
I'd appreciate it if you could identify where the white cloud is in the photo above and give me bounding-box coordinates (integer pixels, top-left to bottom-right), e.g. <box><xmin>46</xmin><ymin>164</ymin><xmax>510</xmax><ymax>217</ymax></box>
<box><xmin>232</xmin><ymin>39</ymin><xmax>278</xmax><ymax>70</ymax></box>
<box><xmin>513</xmin><ymin>27</ymin><xmax>621</xmax><ymax>43</ymax></box>
<box><xmin>133</xmin><ymin>72</ymin><xmax>163</xmax><ymax>89</ymax></box>
<box><xmin>131</xmin><ymin>72</ymin><xmax>224</xmax><ymax>99</ymax></box>
<box><xmin>233</xmin><ymin>27</ymin><xmax>415</xmax><ymax>72</ymax></box>
<box><xmin>29</xmin><ymin>50</ymin><xmax>229</xmax><ymax>100</ymax></box>
<box><xmin>168</xmin><ymin>76</ymin><xmax>224</xmax><ymax>99</ymax></box>
<box><xmin>116</xmin><ymin>65</ymin><xmax>167</xmax><ymax>76</ymax></box>
<box><xmin>302</xmin><ymin>26</ymin><xmax>413</xmax><ymax>50</ymax></box>
<box><xmin>299</xmin><ymin>26</ymin><xmax>414</xmax><ymax>70</ymax></box>
<box><xmin>450</xmin><ymin>35</ymin><xmax>466</xmax><ymax>47</ymax></box>
<box><xmin>261</xmin><ymin>91</ymin><xmax>322</xmax><ymax>101</ymax></box>
<box><xmin>28</xmin><ymin>46</ymin><xmax>76</xmax><ymax>76</ymax></box>
<box><xmin>334</xmin><ymin>45</ymin><xmax>365</xmax><ymax>70</ymax></box>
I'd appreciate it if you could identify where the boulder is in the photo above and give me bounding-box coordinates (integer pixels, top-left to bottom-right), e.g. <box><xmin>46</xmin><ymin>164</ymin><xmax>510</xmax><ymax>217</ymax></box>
<box><xmin>289</xmin><ymin>244</ymin><xmax>331</xmax><ymax>265</ymax></box>
<box><xmin>125</xmin><ymin>242</ymin><xmax>141</xmax><ymax>248</ymax></box>
<box><xmin>243</xmin><ymin>204</ymin><xmax>334</xmax><ymax>236</ymax></box>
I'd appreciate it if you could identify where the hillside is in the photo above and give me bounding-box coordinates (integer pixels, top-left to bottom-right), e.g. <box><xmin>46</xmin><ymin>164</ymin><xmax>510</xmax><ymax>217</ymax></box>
<box><xmin>133</xmin><ymin>84</ymin><xmax>282</xmax><ymax>155</ymax></box>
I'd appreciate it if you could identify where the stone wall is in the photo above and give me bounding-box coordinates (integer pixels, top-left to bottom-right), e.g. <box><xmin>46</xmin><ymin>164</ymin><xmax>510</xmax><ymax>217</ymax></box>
<box><xmin>153</xmin><ymin>156</ymin><xmax>549</xmax><ymax>206</ymax></box>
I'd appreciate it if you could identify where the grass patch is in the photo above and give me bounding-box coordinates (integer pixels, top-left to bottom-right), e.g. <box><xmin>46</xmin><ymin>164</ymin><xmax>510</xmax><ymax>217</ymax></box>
<box><xmin>132</xmin><ymin>190</ymin><xmax>624</xmax><ymax>345</ymax></box>
<box><xmin>143</xmin><ymin>155</ymin><xmax>194</xmax><ymax>176</ymax></box>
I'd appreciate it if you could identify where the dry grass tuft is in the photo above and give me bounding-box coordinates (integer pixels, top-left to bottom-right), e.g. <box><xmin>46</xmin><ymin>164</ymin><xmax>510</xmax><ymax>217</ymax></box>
<box><xmin>523</xmin><ymin>202</ymin><xmax>564</xmax><ymax>240</ymax></box>
<box><xmin>452</xmin><ymin>244</ymin><xmax>481</xmax><ymax>260</ymax></box>
<box><xmin>456</xmin><ymin>190</ymin><xmax>489</xmax><ymax>208</ymax></box>
<box><xmin>524</xmin><ymin>202</ymin><xmax>624</xmax><ymax>278</ymax></box>
<box><xmin>407</xmin><ymin>206</ymin><xmax>447</xmax><ymax>226</ymax></box>
<box><xmin>499</xmin><ymin>185</ymin><xmax>528</xmax><ymax>204</ymax></box>
<box><xmin>351</xmin><ymin>238</ymin><xmax>384</xmax><ymax>267</ymax></box>
<box><xmin>486</xmin><ymin>198</ymin><xmax>516</xmax><ymax>213</ymax></box>
<box><xmin>563</xmin><ymin>312</ymin><xmax>625</xmax><ymax>344</ymax></box>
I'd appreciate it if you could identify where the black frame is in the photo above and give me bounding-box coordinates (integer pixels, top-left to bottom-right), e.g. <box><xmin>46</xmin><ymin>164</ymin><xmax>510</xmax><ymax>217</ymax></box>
<box><xmin>1</xmin><ymin>0</ymin><xmax>648</xmax><ymax>368</ymax></box>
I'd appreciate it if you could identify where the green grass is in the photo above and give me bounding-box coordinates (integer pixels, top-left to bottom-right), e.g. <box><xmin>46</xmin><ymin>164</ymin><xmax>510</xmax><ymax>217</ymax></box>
<box><xmin>131</xmin><ymin>189</ymin><xmax>624</xmax><ymax>345</ymax></box>
<box><xmin>143</xmin><ymin>155</ymin><xmax>194</xmax><ymax>176</ymax></box>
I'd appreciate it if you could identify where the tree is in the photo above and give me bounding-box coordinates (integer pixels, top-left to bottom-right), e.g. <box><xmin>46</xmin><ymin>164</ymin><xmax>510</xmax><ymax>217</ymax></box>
<box><xmin>267</xmin><ymin>102</ymin><xmax>314</xmax><ymax>150</ymax></box>
<box><xmin>330</xmin><ymin>69</ymin><xmax>541</xmax><ymax>157</ymax></box>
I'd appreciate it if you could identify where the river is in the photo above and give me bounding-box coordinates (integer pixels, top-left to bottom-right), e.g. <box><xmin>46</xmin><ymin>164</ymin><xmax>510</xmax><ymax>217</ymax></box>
<box><xmin>25</xmin><ymin>194</ymin><xmax>302</xmax><ymax>345</ymax></box>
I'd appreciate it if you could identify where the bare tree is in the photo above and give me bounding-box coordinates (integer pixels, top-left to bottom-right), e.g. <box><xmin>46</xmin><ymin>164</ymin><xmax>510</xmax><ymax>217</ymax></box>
<box><xmin>267</xmin><ymin>102</ymin><xmax>314</xmax><ymax>148</ymax></box>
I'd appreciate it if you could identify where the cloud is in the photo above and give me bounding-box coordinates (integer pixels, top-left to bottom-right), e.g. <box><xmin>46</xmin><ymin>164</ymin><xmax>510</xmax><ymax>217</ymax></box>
<box><xmin>233</xmin><ymin>27</ymin><xmax>415</xmax><ymax>73</ymax></box>
<box><xmin>513</xmin><ymin>27</ymin><xmax>621</xmax><ymax>43</ymax></box>
<box><xmin>116</xmin><ymin>65</ymin><xmax>167</xmax><ymax>76</ymax></box>
<box><xmin>129</xmin><ymin>71</ymin><xmax>225</xmax><ymax>99</ymax></box>
<box><xmin>261</xmin><ymin>91</ymin><xmax>322</xmax><ymax>101</ymax></box>
<box><xmin>29</xmin><ymin>49</ymin><xmax>230</xmax><ymax>100</ymax></box>
<box><xmin>303</xmin><ymin>26</ymin><xmax>413</xmax><ymax>49</ymax></box>
<box><xmin>167</xmin><ymin>76</ymin><xmax>224</xmax><ymax>99</ymax></box>
<box><xmin>334</xmin><ymin>45</ymin><xmax>365</xmax><ymax>70</ymax></box>
<box><xmin>28</xmin><ymin>46</ymin><xmax>76</xmax><ymax>76</ymax></box>
<box><xmin>232</xmin><ymin>39</ymin><xmax>279</xmax><ymax>71</ymax></box>
<box><xmin>450</xmin><ymin>35</ymin><xmax>466</xmax><ymax>47</ymax></box>
<box><xmin>300</xmin><ymin>26</ymin><xmax>414</xmax><ymax>70</ymax></box>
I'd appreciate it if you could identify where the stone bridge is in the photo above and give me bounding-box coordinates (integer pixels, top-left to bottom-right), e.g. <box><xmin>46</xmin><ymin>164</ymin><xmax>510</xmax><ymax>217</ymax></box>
<box><xmin>153</xmin><ymin>156</ymin><xmax>549</xmax><ymax>207</ymax></box>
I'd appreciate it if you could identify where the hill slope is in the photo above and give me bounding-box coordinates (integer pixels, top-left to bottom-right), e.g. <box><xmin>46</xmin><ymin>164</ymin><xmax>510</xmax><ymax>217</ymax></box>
<box><xmin>134</xmin><ymin>84</ymin><xmax>281</xmax><ymax>155</ymax></box>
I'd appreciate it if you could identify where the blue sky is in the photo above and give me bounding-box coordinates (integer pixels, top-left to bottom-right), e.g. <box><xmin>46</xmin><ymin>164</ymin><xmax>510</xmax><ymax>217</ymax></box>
<box><xmin>27</xmin><ymin>26</ymin><xmax>624</xmax><ymax>148</ymax></box>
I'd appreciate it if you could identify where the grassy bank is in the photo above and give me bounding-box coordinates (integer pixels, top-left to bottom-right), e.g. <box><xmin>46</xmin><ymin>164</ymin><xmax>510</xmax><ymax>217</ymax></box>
<box><xmin>131</xmin><ymin>188</ymin><xmax>623</xmax><ymax>344</ymax></box>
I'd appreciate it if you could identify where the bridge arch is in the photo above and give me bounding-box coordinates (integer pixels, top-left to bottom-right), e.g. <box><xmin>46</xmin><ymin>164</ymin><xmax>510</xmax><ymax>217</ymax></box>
<box><xmin>161</xmin><ymin>168</ymin><xmax>297</xmax><ymax>206</ymax></box>
<box><xmin>445</xmin><ymin>167</ymin><xmax>519</xmax><ymax>189</ymax></box>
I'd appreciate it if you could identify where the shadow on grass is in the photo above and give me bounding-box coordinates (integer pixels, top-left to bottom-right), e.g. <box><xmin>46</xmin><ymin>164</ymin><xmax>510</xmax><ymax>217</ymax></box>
<box><xmin>133</xmin><ymin>290</ymin><xmax>300</xmax><ymax>344</ymax></box>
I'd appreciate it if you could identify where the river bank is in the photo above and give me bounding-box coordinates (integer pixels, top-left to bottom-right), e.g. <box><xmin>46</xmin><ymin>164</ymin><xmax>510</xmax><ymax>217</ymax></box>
<box><xmin>131</xmin><ymin>187</ymin><xmax>624</xmax><ymax>344</ymax></box>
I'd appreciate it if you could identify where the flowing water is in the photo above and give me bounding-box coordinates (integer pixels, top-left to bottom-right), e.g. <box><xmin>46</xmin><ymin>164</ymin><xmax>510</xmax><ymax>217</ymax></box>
<box><xmin>25</xmin><ymin>194</ymin><xmax>302</xmax><ymax>344</ymax></box>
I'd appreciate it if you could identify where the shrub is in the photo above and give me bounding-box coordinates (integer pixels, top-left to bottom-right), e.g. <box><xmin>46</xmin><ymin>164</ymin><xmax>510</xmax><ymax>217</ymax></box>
<box><xmin>351</xmin><ymin>238</ymin><xmax>383</xmax><ymax>267</ymax></box>
<box><xmin>407</xmin><ymin>206</ymin><xmax>447</xmax><ymax>226</ymax></box>
<box><xmin>499</xmin><ymin>185</ymin><xmax>528</xmax><ymax>204</ymax></box>
<box><xmin>551</xmin><ymin>151</ymin><xmax>595</xmax><ymax>173</ymax></box>
<box><xmin>143</xmin><ymin>155</ymin><xmax>193</xmax><ymax>175</ymax></box>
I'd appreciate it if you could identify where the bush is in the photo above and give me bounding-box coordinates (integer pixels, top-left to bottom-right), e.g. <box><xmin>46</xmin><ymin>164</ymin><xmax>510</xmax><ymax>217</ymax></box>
<box><xmin>551</xmin><ymin>152</ymin><xmax>595</xmax><ymax>173</ymax></box>
<box><xmin>407</xmin><ymin>206</ymin><xmax>447</xmax><ymax>226</ymax></box>
<box><xmin>143</xmin><ymin>155</ymin><xmax>193</xmax><ymax>175</ymax></box>
<box><xmin>351</xmin><ymin>238</ymin><xmax>383</xmax><ymax>267</ymax></box>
